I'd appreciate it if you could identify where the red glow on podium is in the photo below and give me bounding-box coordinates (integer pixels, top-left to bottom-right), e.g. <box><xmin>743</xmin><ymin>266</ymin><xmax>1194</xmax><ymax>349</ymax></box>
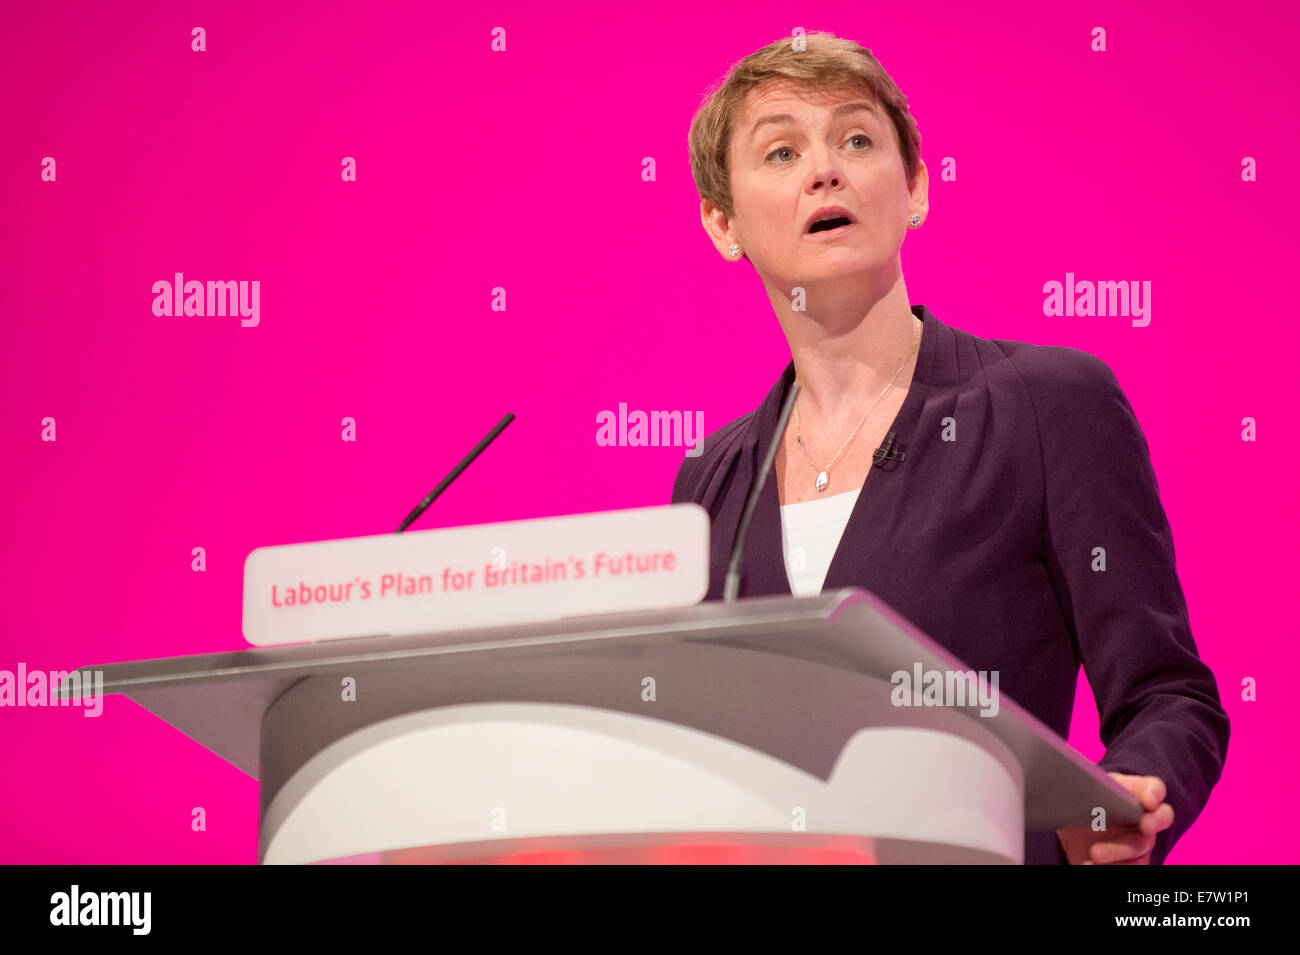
<box><xmin>373</xmin><ymin>840</ymin><xmax>878</xmax><ymax>865</ymax></box>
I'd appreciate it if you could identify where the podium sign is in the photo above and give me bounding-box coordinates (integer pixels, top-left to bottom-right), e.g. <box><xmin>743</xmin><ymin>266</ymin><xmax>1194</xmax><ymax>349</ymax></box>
<box><xmin>242</xmin><ymin>504</ymin><xmax>710</xmax><ymax>645</ymax></box>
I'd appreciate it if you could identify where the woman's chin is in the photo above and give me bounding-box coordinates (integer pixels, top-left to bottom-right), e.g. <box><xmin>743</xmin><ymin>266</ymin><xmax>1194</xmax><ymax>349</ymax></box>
<box><xmin>794</xmin><ymin>257</ymin><xmax>879</xmax><ymax>282</ymax></box>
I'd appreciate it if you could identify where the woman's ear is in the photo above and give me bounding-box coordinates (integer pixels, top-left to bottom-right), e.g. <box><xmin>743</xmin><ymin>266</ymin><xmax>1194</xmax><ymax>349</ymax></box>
<box><xmin>907</xmin><ymin>159</ymin><xmax>930</xmax><ymax>222</ymax></box>
<box><xmin>700</xmin><ymin>198</ymin><xmax>739</xmax><ymax>258</ymax></box>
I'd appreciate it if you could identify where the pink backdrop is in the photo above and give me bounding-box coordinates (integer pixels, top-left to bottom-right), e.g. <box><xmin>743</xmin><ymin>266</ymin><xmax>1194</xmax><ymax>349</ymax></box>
<box><xmin>2</xmin><ymin>0</ymin><xmax>1296</xmax><ymax>864</ymax></box>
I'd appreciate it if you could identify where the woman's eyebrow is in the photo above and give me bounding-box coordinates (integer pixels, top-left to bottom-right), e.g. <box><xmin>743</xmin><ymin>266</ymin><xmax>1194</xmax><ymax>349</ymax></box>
<box><xmin>747</xmin><ymin>101</ymin><xmax>880</xmax><ymax>142</ymax></box>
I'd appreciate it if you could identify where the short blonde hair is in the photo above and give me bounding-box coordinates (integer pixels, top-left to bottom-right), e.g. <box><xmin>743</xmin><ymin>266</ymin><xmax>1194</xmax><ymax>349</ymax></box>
<box><xmin>688</xmin><ymin>31</ymin><xmax>922</xmax><ymax>221</ymax></box>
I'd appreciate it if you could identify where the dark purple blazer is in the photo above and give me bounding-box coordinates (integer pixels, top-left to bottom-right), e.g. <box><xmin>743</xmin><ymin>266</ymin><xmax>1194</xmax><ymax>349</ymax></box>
<box><xmin>671</xmin><ymin>303</ymin><xmax>1230</xmax><ymax>865</ymax></box>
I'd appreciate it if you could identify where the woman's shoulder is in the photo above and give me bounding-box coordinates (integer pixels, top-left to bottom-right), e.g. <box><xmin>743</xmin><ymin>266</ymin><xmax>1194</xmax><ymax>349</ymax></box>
<box><xmin>671</xmin><ymin>411</ymin><xmax>755</xmax><ymax>505</ymax></box>
<box><xmin>922</xmin><ymin>315</ymin><xmax>1139</xmax><ymax>453</ymax></box>
<box><xmin>963</xmin><ymin>327</ymin><xmax>1143</xmax><ymax>451</ymax></box>
<box><xmin>960</xmin><ymin>322</ymin><xmax>1127</xmax><ymax>409</ymax></box>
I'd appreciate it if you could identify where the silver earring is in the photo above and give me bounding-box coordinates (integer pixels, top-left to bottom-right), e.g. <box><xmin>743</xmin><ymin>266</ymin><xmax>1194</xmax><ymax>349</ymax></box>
<box><xmin>726</xmin><ymin>243</ymin><xmax>741</xmax><ymax>257</ymax></box>
<box><xmin>909</xmin><ymin>214</ymin><xmax>921</xmax><ymax>228</ymax></box>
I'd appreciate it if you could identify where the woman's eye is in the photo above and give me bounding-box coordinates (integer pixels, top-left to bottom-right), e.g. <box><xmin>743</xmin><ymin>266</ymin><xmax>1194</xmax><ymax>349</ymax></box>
<box><xmin>766</xmin><ymin>135</ymin><xmax>872</xmax><ymax>163</ymax></box>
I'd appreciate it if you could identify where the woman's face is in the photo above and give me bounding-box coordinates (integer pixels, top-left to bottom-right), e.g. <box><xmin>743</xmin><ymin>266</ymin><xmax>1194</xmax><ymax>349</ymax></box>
<box><xmin>709</xmin><ymin>82</ymin><xmax>927</xmax><ymax>288</ymax></box>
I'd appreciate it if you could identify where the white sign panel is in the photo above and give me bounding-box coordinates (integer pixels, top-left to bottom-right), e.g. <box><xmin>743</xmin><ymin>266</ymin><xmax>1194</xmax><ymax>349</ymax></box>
<box><xmin>242</xmin><ymin>504</ymin><xmax>710</xmax><ymax>646</ymax></box>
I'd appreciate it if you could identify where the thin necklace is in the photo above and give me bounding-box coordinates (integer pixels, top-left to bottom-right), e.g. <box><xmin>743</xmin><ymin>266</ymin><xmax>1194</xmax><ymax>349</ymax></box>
<box><xmin>794</xmin><ymin>317</ymin><xmax>922</xmax><ymax>493</ymax></box>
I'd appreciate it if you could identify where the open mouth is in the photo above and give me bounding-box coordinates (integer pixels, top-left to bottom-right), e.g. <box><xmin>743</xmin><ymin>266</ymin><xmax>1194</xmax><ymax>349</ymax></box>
<box><xmin>808</xmin><ymin>215</ymin><xmax>854</xmax><ymax>234</ymax></box>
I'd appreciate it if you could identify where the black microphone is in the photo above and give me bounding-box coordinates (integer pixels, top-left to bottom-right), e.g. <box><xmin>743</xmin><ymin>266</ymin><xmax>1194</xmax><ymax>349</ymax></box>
<box><xmin>723</xmin><ymin>382</ymin><xmax>800</xmax><ymax>602</ymax></box>
<box><xmin>873</xmin><ymin>430</ymin><xmax>907</xmax><ymax>466</ymax></box>
<box><xmin>395</xmin><ymin>412</ymin><xmax>516</xmax><ymax>533</ymax></box>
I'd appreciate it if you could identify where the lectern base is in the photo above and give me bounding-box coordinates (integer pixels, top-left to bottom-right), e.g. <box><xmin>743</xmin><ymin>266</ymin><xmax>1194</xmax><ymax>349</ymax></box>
<box><xmin>260</xmin><ymin>689</ymin><xmax>1024</xmax><ymax>864</ymax></box>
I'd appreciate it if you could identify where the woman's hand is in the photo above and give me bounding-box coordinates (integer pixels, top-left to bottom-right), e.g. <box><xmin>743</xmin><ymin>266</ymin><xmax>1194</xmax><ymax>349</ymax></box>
<box><xmin>1056</xmin><ymin>772</ymin><xmax>1174</xmax><ymax>864</ymax></box>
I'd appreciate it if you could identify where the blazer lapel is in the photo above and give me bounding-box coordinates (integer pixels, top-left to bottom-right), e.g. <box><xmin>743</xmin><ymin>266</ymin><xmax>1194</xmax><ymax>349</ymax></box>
<box><xmin>735</xmin><ymin>305</ymin><xmax>942</xmax><ymax>598</ymax></box>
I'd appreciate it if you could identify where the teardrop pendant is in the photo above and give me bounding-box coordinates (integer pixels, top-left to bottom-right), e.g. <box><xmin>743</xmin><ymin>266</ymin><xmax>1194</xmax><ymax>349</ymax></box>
<box><xmin>816</xmin><ymin>470</ymin><xmax>829</xmax><ymax>492</ymax></box>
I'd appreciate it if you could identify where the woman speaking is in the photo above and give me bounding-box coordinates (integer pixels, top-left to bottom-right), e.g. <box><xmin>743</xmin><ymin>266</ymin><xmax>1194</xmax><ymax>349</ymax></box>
<box><xmin>673</xmin><ymin>31</ymin><xmax>1229</xmax><ymax>865</ymax></box>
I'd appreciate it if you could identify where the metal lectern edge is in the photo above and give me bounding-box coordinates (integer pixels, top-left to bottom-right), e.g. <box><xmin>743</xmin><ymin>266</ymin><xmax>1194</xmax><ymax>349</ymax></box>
<box><xmin>54</xmin><ymin>592</ymin><xmax>846</xmax><ymax>695</ymax></box>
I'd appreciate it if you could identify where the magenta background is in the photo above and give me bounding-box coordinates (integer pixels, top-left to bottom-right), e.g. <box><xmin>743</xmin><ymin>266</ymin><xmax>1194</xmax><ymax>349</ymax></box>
<box><xmin>2</xmin><ymin>1</ymin><xmax>1297</xmax><ymax>864</ymax></box>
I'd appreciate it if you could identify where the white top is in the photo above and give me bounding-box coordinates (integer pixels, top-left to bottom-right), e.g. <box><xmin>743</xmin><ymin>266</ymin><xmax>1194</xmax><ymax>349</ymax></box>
<box><xmin>780</xmin><ymin>487</ymin><xmax>862</xmax><ymax>596</ymax></box>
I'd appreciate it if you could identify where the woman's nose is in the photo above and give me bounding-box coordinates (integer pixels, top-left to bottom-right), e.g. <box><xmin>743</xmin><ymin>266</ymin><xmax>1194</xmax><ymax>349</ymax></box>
<box><xmin>810</xmin><ymin>169</ymin><xmax>841</xmax><ymax>189</ymax></box>
<box><xmin>806</xmin><ymin>153</ymin><xmax>842</xmax><ymax>188</ymax></box>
